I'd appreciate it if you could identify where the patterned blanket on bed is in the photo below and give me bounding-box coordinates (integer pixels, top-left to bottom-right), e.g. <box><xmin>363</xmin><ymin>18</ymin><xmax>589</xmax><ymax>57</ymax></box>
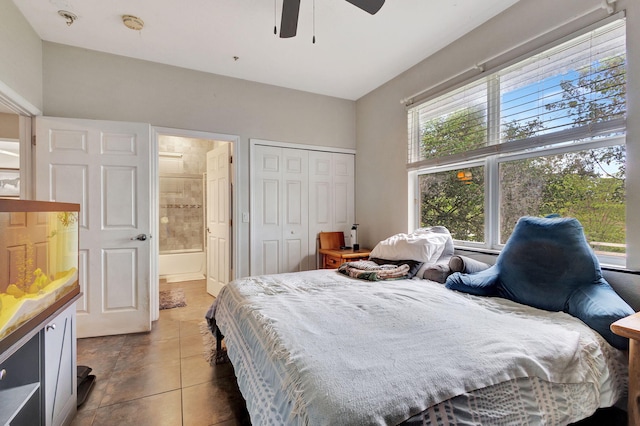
<box><xmin>338</xmin><ymin>260</ymin><xmax>410</xmax><ymax>280</ymax></box>
<box><xmin>212</xmin><ymin>270</ymin><xmax>627</xmax><ymax>426</ymax></box>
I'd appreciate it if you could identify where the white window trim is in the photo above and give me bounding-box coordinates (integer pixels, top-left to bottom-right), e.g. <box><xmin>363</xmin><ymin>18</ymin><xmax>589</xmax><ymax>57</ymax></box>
<box><xmin>407</xmin><ymin>15</ymin><xmax>629</xmax><ymax>268</ymax></box>
<box><xmin>412</xmin><ymin>135</ymin><xmax>627</xmax><ymax>267</ymax></box>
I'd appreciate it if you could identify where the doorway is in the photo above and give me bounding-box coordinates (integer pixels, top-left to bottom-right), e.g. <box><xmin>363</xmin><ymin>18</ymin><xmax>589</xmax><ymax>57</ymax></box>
<box><xmin>151</xmin><ymin>127</ymin><xmax>238</xmax><ymax>320</ymax></box>
<box><xmin>157</xmin><ymin>136</ymin><xmax>211</xmax><ymax>283</ymax></box>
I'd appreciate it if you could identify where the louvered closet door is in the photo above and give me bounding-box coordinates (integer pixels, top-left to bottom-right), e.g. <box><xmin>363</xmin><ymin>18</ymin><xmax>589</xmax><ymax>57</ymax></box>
<box><xmin>251</xmin><ymin>145</ymin><xmax>309</xmax><ymax>275</ymax></box>
<box><xmin>308</xmin><ymin>152</ymin><xmax>355</xmax><ymax>268</ymax></box>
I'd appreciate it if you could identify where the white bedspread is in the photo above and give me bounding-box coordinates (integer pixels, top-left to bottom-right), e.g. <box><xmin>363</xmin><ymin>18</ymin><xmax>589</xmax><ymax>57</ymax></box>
<box><xmin>214</xmin><ymin>269</ymin><xmax>626</xmax><ymax>426</ymax></box>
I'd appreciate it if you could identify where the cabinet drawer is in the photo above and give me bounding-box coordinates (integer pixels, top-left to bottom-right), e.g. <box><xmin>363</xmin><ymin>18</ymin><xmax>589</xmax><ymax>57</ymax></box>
<box><xmin>324</xmin><ymin>255</ymin><xmax>342</xmax><ymax>269</ymax></box>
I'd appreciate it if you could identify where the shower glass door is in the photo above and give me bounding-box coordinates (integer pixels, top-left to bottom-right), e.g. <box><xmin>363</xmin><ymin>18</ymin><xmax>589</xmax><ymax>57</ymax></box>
<box><xmin>159</xmin><ymin>174</ymin><xmax>205</xmax><ymax>254</ymax></box>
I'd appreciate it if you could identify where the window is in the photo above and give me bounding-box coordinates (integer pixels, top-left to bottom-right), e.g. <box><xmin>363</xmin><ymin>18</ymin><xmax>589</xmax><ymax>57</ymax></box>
<box><xmin>408</xmin><ymin>17</ymin><xmax>626</xmax><ymax>265</ymax></box>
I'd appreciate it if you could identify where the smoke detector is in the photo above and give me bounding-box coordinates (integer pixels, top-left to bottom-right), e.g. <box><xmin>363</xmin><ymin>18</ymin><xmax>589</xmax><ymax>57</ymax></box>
<box><xmin>122</xmin><ymin>15</ymin><xmax>144</xmax><ymax>31</ymax></box>
<box><xmin>58</xmin><ymin>10</ymin><xmax>77</xmax><ymax>26</ymax></box>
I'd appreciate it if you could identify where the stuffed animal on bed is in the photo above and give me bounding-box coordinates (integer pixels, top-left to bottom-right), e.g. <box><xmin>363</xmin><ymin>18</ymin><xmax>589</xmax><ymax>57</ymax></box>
<box><xmin>445</xmin><ymin>216</ymin><xmax>634</xmax><ymax>350</ymax></box>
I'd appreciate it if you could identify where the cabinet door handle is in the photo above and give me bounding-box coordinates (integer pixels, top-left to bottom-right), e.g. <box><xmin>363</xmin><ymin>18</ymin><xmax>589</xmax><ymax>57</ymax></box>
<box><xmin>0</xmin><ymin>369</ymin><xmax>6</xmax><ymax>380</ymax></box>
<box><xmin>46</xmin><ymin>324</ymin><xmax>56</xmax><ymax>331</ymax></box>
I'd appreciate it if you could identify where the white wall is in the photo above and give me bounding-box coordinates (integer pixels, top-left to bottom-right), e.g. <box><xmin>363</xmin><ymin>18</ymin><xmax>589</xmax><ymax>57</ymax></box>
<box><xmin>355</xmin><ymin>0</ymin><xmax>640</xmax><ymax>254</ymax></box>
<box><xmin>41</xmin><ymin>42</ymin><xmax>357</xmax><ymax>278</ymax></box>
<box><xmin>0</xmin><ymin>0</ymin><xmax>42</xmax><ymax>112</ymax></box>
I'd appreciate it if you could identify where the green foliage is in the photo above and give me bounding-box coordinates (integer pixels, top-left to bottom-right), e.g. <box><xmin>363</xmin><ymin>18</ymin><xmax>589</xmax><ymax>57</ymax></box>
<box><xmin>540</xmin><ymin>173</ymin><xmax>625</xmax><ymax>247</ymax></box>
<box><xmin>545</xmin><ymin>56</ymin><xmax>626</xmax><ymax>126</ymax></box>
<box><xmin>502</xmin><ymin>118</ymin><xmax>543</xmax><ymax>142</ymax></box>
<box><xmin>420</xmin><ymin>107</ymin><xmax>486</xmax><ymax>159</ymax></box>
<box><xmin>419</xmin><ymin>55</ymin><xmax>626</xmax><ymax>252</ymax></box>
<box><xmin>419</xmin><ymin>167</ymin><xmax>484</xmax><ymax>242</ymax></box>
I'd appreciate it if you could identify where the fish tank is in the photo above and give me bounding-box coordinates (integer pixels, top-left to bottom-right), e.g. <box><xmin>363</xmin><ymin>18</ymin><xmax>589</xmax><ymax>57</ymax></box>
<box><xmin>0</xmin><ymin>199</ymin><xmax>80</xmax><ymax>353</ymax></box>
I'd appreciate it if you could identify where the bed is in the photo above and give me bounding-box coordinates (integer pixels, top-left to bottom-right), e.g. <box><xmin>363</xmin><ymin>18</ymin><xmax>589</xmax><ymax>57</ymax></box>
<box><xmin>207</xmin><ymin>268</ymin><xmax>628</xmax><ymax>425</ymax></box>
<box><xmin>207</xmin><ymin>222</ymin><xmax>633</xmax><ymax>425</ymax></box>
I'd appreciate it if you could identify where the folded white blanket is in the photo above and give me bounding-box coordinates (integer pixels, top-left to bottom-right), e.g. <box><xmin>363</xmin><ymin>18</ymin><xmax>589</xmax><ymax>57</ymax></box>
<box><xmin>214</xmin><ymin>270</ymin><xmax>623</xmax><ymax>426</ymax></box>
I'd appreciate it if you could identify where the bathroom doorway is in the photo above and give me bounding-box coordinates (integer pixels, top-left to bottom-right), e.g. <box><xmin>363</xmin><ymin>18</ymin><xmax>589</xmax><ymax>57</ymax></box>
<box><xmin>152</xmin><ymin>128</ymin><xmax>238</xmax><ymax>316</ymax></box>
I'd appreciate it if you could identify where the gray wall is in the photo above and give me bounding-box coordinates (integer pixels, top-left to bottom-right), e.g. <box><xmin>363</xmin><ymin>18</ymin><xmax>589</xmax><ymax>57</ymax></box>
<box><xmin>355</xmin><ymin>0</ymin><xmax>640</xmax><ymax>257</ymax></box>
<box><xmin>42</xmin><ymin>42</ymin><xmax>356</xmax><ymax>278</ymax></box>
<box><xmin>0</xmin><ymin>0</ymin><xmax>42</xmax><ymax>111</ymax></box>
<box><xmin>3</xmin><ymin>0</ymin><xmax>639</xmax><ymax>278</ymax></box>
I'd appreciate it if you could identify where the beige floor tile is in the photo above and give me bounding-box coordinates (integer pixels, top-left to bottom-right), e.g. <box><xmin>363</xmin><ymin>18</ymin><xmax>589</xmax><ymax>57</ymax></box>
<box><xmin>180</xmin><ymin>332</ymin><xmax>209</xmax><ymax>359</ymax></box>
<box><xmin>92</xmin><ymin>390</ymin><xmax>183</xmax><ymax>426</ymax></box>
<box><xmin>125</xmin><ymin>317</ymin><xmax>181</xmax><ymax>343</ymax></box>
<box><xmin>70</xmin><ymin>409</ymin><xmax>96</xmax><ymax>426</ymax></box>
<box><xmin>100</xmin><ymin>356</ymin><xmax>181</xmax><ymax>406</ymax></box>
<box><xmin>76</xmin><ymin>374</ymin><xmax>108</xmax><ymax>412</ymax></box>
<box><xmin>77</xmin><ymin>335</ymin><xmax>126</xmax><ymax>378</ymax></box>
<box><xmin>72</xmin><ymin>279</ymin><xmax>249</xmax><ymax>425</ymax></box>
<box><xmin>115</xmin><ymin>336</ymin><xmax>181</xmax><ymax>371</ymax></box>
<box><xmin>180</xmin><ymin>318</ymin><xmax>208</xmax><ymax>337</ymax></box>
<box><xmin>180</xmin><ymin>353</ymin><xmax>235</xmax><ymax>388</ymax></box>
<box><xmin>182</xmin><ymin>378</ymin><xmax>250</xmax><ymax>426</ymax></box>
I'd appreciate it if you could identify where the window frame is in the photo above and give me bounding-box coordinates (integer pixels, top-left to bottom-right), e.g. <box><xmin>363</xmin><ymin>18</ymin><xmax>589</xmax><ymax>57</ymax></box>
<box><xmin>414</xmin><ymin>160</ymin><xmax>488</xmax><ymax>249</ymax></box>
<box><xmin>408</xmin><ymin>15</ymin><xmax>628</xmax><ymax>268</ymax></box>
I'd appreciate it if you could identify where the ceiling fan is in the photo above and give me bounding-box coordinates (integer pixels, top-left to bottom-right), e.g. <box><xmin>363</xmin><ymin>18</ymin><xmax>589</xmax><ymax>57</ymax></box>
<box><xmin>279</xmin><ymin>0</ymin><xmax>385</xmax><ymax>38</ymax></box>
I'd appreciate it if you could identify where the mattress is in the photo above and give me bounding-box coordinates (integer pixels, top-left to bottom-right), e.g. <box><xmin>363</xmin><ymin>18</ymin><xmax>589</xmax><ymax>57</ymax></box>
<box><xmin>211</xmin><ymin>269</ymin><xmax>627</xmax><ymax>425</ymax></box>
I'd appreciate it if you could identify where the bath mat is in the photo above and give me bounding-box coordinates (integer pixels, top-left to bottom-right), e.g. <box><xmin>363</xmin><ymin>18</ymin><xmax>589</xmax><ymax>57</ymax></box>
<box><xmin>159</xmin><ymin>288</ymin><xmax>187</xmax><ymax>310</ymax></box>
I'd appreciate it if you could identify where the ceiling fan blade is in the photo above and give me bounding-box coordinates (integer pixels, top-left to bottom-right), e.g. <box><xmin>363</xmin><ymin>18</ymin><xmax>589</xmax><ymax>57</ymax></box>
<box><xmin>280</xmin><ymin>0</ymin><xmax>301</xmax><ymax>38</ymax></box>
<box><xmin>344</xmin><ymin>0</ymin><xmax>385</xmax><ymax>14</ymax></box>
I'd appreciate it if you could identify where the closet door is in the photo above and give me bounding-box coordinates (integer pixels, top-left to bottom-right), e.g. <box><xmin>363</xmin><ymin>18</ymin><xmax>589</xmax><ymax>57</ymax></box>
<box><xmin>308</xmin><ymin>151</ymin><xmax>332</xmax><ymax>268</ymax></box>
<box><xmin>251</xmin><ymin>145</ymin><xmax>309</xmax><ymax>275</ymax></box>
<box><xmin>332</xmin><ymin>153</ymin><xmax>355</xmax><ymax>238</ymax></box>
<box><xmin>309</xmin><ymin>152</ymin><xmax>355</xmax><ymax>267</ymax></box>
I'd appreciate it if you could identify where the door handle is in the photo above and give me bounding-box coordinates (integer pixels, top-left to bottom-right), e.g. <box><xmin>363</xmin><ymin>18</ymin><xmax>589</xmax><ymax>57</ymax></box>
<box><xmin>131</xmin><ymin>234</ymin><xmax>150</xmax><ymax>241</ymax></box>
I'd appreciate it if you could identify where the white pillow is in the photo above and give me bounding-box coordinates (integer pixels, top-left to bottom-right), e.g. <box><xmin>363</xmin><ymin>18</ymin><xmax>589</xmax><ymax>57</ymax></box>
<box><xmin>370</xmin><ymin>227</ymin><xmax>451</xmax><ymax>265</ymax></box>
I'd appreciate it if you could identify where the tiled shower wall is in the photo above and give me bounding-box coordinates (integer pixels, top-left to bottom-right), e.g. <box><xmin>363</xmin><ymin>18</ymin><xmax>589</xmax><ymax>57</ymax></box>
<box><xmin>158</xmin><ymin>136</ymin><xmax>215</xmax><ymax>254</ymax></box>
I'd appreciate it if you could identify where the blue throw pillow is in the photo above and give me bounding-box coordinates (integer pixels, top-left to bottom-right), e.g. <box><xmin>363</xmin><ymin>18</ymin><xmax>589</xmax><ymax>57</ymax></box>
<box><xmin>567</xmin><ymin>281</ymin><xmax>633</xmax><ymax>350</ymax></box>
<box><xmin>445</xmin><ymin>216</ymin><xmax>634</xmax><ymax>349</ymax></box>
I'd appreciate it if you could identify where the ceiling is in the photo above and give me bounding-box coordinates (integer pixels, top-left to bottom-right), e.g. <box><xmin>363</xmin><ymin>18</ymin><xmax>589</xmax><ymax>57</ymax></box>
<box><xmin>12</xmin><ymin>0</ymin><xmax>521</xmax><ymax>101</ymax></box>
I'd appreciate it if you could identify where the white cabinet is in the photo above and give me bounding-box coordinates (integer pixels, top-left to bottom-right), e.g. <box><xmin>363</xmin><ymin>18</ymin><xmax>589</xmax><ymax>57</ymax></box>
<box><xmin>0</xmin><ymin>332</ymin><xmax>41</xmax><ymax>426</ymax></box>
<box><xmin>0</xmin><ymin>301</ymin><xmax>77</xmax><ymax>426</ymax></box>
<box><xmin>251</xmin><ymin>142</ymin><xmax>355</xmax><ymax>275</ymax></box>
<box><xmin>44</xmin><ymin>303</ymin><xmax>77</xmax><ymax>426</ymax></box>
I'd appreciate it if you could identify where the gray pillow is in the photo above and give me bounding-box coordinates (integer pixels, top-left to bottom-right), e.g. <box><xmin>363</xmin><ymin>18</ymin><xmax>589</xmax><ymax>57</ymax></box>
<box><xmin>422</xmin><ymin>263</ymin><xmax>452</xmax><ymax>283</ymax></box>
<box><xmin>449</xmin><ymin>255</ymin><xmax>491</xmax><ymax>274</ymax></box>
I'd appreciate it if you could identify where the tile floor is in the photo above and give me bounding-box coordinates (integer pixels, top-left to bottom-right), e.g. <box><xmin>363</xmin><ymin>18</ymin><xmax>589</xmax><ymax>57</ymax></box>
<box><xmin>71</xmin><ymin>279</ymin><xmax>251</xmax><ymax>426</ymax></box>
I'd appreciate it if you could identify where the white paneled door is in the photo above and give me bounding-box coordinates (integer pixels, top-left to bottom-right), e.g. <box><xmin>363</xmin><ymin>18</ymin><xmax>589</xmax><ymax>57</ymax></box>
<box><xmin>251</xmin><ymin>145</ymin><xmax>309</xmax><ymax>275</ymax></box>
<box><xmin>308</xmin><ymin>151</ymin><xmax>355</xmax><ymax>267</ymax></box>
<box><xmin>35</xmin><ymin>117</ymin><xmax>152</xmax><ymax>338</ymax></box>
<box><xmin>206</xmin><ymin>143</ymin><xmax>231</xmax><ymax>297</ymax></box>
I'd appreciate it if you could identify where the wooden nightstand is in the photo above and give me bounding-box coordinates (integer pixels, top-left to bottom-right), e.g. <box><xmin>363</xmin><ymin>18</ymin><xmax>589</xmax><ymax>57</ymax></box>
<box><xmin>318</xmin><ymin>248</ymin><xmax>371</xmax><ymax>269</ymax></box>
<box><xmin>611</xmin><ymin>313</ymin><xmax>640</xmax><ymax>426</ymax></box>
